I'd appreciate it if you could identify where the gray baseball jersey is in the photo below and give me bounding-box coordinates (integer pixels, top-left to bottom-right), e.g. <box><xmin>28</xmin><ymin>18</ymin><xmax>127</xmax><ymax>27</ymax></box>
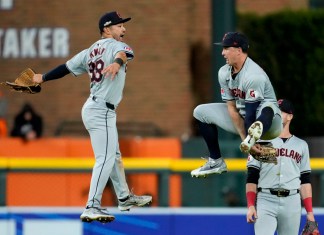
<box><xmin>247</xmin><ymin>135</ymin><xmax>311</xmax><ymax>189</ymax></box>
<box><xmin>247</xmin><ymin>135</ymin><xmax>311</xmax><ymax>235</ymax></box>
<box><xmin>219</xmin><ymin>57</ymin><xmax>278</xmax><ymax>118</ymax></box>
<box><xmin>67</xmin><ymin>38</ymin><xmax>134</xmax><ymax>106</ymax></box>
<box><xmin>66</xmin><ymin>38</ymin><xmax>134</xmax><ymax>208</ymax></box>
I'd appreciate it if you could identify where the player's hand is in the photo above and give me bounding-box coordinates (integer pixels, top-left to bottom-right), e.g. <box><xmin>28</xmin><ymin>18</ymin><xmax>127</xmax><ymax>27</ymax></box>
<box><xmin>250</xmin><ymin>144</ymin><xmax>262</xmax><ymax>156</ymax></box>
<box><xmin>102</xmin><ymin>63</ymin><xmax>121</xmax><ymax>80</ymax></box>
<box><xmin>246</xmin><ymin>206</ymin><xmax>258</xmax><ymax>223</ymax></box>
<box><xmin>306</xmin><ymin>212</ymin><xmax>315</xmax><ymax>222</ymax></box>
<box><xmin>33</xmin><ymin>74</ymin><xmax>44</xmax><ymax>84</ymax></box>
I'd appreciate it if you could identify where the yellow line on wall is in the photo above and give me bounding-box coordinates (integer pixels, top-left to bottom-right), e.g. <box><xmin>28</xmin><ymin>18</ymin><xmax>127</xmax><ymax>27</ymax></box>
<box><xmin>0</xmin><ymin>157</ymin><xmax>323</xmax><ymax>172</ymax></box>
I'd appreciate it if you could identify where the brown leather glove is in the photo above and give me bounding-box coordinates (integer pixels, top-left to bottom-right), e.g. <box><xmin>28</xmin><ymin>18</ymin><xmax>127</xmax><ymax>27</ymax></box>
<box><xmin>1</xmin><ymin>68</ymin><xmax>41</xmax><ymax>94</ymax></box>
<box><xmin>301</xmin><ymin>220</ymin><xmax>320</xmax><ymax>235</ymax></box>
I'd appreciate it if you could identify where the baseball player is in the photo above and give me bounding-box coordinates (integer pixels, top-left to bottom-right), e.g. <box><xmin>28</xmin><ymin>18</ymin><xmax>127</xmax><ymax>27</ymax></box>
<box><xmin>246</xmin><ymin>99</ymin><xmax>318</xmax><ymax>235</ymax></box>
<box><xmin>191</xmin><ymin>32</ymin><xmax>282</xmax><ymax>177</ymax></box>
<box><xmin>32</xmin><ymin>11</ymin><xmax>152</xmax><ymax>223</ymax></box>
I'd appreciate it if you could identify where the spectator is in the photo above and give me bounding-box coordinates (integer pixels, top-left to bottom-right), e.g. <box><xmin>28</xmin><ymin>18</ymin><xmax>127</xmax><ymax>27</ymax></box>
<box><xmin>11</xmin><ymin>103</ymin><xmax>43</xmax><ymax>141</ymax></box>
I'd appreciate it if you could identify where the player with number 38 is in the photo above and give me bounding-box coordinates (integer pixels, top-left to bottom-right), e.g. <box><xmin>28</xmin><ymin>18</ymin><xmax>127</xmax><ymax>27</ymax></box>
<box><xmin>32</xmin><ymin>11</ymin><xmax>152</xmax><ymax>223</ymax></box>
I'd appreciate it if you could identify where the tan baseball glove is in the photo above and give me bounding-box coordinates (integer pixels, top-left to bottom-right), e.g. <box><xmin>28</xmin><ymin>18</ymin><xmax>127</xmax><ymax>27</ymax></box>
<box><xmin>1</xmin><ymin>68</ymin><xmax>41</xmax><ymax>94</ymax></box>
<box><xmin>301</xmin><ymin>220</ymin><xmax>320</xmax><ymax>235</ymax></box>
<box><xmin>250</xmin><ymin>142</ymin><xmax>277</xmax><ymax>164</ymax></box>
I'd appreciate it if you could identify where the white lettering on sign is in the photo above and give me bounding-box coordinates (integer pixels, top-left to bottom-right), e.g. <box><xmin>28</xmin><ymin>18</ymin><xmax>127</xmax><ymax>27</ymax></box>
<box><xmin>0</xmin><ymin>0</ymin><xmax>13</xmax><ymax>9</ymax></box>
<box><xmin>53</xmin><ymin>28</ymin><xmax>69</xmax><ymax>57</ymax></box>
<box><xmin>21</xmin><ymin>28</ymin><xmax>37</xmax><ymax>57</ymax></box>
<box><xmin>0</xmin><ymin>27</ymin><xmax>69</xmax><ymax>58</ymax></box>
<box><xmin>39</xmin><ymin>28</ymin><xmax>52</xmax><ymax>58</ymax></box>
<box><xmin>2</xmin><ymin>28</ymin><xmax>19</xmax><ymax>58</ymax></box>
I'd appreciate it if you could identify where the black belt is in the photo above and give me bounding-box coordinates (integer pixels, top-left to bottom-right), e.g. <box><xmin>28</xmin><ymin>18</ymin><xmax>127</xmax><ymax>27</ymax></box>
<box><xmin>258</xmin><ymin>188</ymin><xmax>299</xmax><ymax>197</ymax></box>
<box><xmin>92</xmin><ymin>96</ymin><xmax>115</xmax><ymax>110</ymax></box>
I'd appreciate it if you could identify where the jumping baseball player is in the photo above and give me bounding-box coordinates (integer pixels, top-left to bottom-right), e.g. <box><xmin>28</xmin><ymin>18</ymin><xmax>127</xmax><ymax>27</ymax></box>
<box><xmin>191</xmin><ymin>32</ymin><xmax>282</xmax><ymax>177</ymax></box>
<box><xmin>246</xmin><ymin>99</ymin><xmax>319</xmax><ymax>235</ymax></box>
<box><xmin>32</xmin><ymin>11</ymin><xmax>152</xmax><ymax>223</ymax></box>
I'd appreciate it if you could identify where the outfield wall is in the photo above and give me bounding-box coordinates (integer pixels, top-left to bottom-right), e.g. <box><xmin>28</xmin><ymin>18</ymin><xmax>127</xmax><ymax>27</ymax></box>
<box><xmin>1</xmin><ymin>207</ymin><xmax>323</xmax><ymax>235</ymax></box>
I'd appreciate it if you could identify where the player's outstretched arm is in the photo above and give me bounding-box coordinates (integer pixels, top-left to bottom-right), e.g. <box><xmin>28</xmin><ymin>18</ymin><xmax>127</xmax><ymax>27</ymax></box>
<box><xmin>33</xmin><ymin>64</ymin><xmax>70</xmax><ymax>84</ymax></box>
<box><xmin>102</xmin><ymin>51</ymin><xmax>127</xmax><ymax>80</ymax></box>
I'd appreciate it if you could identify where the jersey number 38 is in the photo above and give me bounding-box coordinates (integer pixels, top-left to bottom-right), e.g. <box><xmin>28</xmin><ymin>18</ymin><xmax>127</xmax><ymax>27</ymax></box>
<box><xmin>88</xmin><ymin>59</ymin><xmax>104</xmax><ymax>82</ymax></box>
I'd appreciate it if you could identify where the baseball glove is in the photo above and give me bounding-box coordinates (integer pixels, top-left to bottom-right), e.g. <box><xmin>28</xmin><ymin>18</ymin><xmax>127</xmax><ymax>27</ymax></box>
<box><xmin>250</xmin><ymin>143</ymin><xmax>277</xmax><ymax>164</ymax></box>
<box><xmin>1</xmin><ymin>68</ymin><xmax>41</xmax><ymax>94</ymax></box>
<box><xmin>301</xmin><ymin>220</ymin><xmax>320</xmax><ymax>235</ymax></box>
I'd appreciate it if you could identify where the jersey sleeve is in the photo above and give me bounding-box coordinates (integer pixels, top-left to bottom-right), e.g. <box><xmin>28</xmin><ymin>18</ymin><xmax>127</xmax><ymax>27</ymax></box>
<box><xmin>246</xmin><ymin>154</ymin><xmax>261</xmax><ymax>170</ymax></box>
<box><xmin>114</xmin><ymin>42</ymin><xmax>134</xmax><ymax>61</ymax></box>
<box><xmin>218</xmin><ymin>66</ymin><xmax>234</xmax><ymax>101</ymax></box>
<box><xmin>299</xmin><ymin>140</ymin><xmax>311</xmax><ymax>174</ymax></box>
<box><xmin>243</xmin><ymin>74</ymin><xmax>266</xmax><ymax>103</ymax></box>
<box><xmin>66</xmin><ymin>49</ymin><xmax>88</xmax><ymax>76</ymax></box>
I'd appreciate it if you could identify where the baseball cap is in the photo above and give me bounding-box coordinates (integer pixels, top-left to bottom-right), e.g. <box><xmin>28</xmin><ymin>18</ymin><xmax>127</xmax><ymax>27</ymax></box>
<box><xmin>278</xmin><ymin>99</ymin><xmax>294</xmax><ymax>114</ymax></box>
<box><xmin>214</xmin><ymin>32</ymin><xmax>249</xmax><ymax>51</ymax></box>
<box><xmin>99</xmin><ymin>11</ymin><xmax>131</xmax><ymax>32</ymax></box>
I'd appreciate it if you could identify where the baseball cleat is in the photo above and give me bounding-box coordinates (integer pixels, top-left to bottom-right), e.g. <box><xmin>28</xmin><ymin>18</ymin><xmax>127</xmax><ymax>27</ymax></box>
<box><xmin>97</xmin><ymin>217</ymin><xmax>115</xmax><ymax>224</ymax></box>
<box><xmin>191</xmin><ymin>157</ymin><xmax>227</xmax><ymax>178</ymax></box>
<box><xmin>80</xmin><ymin>207</ymin><xmax>115</xmax><ymax>223</ymax></box>
<box><xmin>240</xmin><ymin>121</ymin><xmax>263</xmax><ymax>153</ymax></box>
<box><xmin>118</xmin><ymin>192</ymin><xmax>152</xmax><ymax>211</ymax></box>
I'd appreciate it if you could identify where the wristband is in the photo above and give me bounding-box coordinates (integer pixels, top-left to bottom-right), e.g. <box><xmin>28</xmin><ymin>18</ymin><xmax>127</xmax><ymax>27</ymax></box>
<box><xmin>113</xmin><ymin>58</ymin><xmax>124</xmax><ymax>66</ymax></box>
<box><xmin>303</xmin><ymin>197</ymin><xmax>313</xmax><ymax>212</ymax></box>
<box><xmin>246</xmin><ymin>191</ymin><xmax>256</xmax><ymax>208</ymax></box>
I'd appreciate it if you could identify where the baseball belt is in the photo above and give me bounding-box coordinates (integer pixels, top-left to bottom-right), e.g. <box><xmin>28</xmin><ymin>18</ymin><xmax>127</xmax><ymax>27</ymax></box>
<box><xmin>90</xmin><ymin>94</ymin><xmax>115</xmax><ymax>110</ymax></box>
<box><xmin>257</xmin><ymin>187</ymin><xmax>300</xmax><ymax>197</ymax></box>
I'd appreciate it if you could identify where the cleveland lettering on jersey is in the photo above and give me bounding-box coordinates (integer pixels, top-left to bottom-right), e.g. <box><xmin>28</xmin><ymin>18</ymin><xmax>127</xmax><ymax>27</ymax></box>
<box><xmin>229</xmin><ymin>87</ymin><xmax>246</xmax><ymax>99</ymax></box>
<box><xmin>276</xmin><ymin>148</ymin><xmax>302</xmax><ymax>163</ymax></box>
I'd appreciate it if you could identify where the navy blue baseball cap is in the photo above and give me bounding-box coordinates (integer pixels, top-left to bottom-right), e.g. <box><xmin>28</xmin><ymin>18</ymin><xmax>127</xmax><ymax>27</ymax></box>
<box><xmin>99</xmin><ymin>11</ymin><xmax>131</xmax><ymax>32</ymax></box>
<box><xmin>278</xmin><ymin>99</ymin><xmax>294</xmax><ymax>114</ymax></box>
<box><xmin>214</xmin><ymin>32</ymin><xmax>249</xmax><ymax>51</ymax></box>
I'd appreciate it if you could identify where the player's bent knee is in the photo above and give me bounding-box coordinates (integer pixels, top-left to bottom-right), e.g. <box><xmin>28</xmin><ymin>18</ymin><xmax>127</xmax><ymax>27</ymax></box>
<box><xmin>193</xmin><ymin>105</ymin><xmax>205</xmax><ymax>121</ymax></box>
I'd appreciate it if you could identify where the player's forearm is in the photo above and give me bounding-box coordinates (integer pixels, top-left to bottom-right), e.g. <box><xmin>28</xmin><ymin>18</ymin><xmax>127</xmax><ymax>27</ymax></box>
<box><xmin>300</xmin><ymin>183</ymin><xmax>312</xmax><ymax>199</ymax></box>
<box><xmin>114</xmin><ymin>52</ymin><xmax>127</xmax><ymax>65</ymax></box>
<box><xmin>233</xmin><ymin>115</ymin><xmax>245</xmax><ymax>140</ymax></box>
<box><xmin>300</xmin><ymin>183</ymin><xmax>315</xmax><ymax>218</ymax></box>
<box><xmin>42</xmin><ymin>64</ymin><xmax>70</xmax><ymax>82</ymax></box>
<box><xmin>246</xmin><ymin>183</ymin><xmax>257</xmax><ymax>193</ymax></box>
<box><xmin>246</xmin><ymin>183</ymin><xmax>257</xmax><ymax>208</ymax></box>
<box><xmin>227</xmin><ymin>101</ymin><xmax>246</xmax><ymax>140</ymax></box>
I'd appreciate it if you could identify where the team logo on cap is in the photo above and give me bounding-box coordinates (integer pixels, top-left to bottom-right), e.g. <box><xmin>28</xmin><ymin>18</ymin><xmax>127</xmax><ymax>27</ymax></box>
<box><xmin>104</xmin><ymin>21</ymin><xmax>112</xmax><ymax>26</ymax></box>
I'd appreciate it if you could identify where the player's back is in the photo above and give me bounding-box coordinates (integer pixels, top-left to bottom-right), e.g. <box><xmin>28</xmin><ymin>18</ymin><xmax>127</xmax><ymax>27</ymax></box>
<box><xmin>86</xmin><ymin>38</ymin><xmax>133</xmax><ymax>105</ymax></box>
